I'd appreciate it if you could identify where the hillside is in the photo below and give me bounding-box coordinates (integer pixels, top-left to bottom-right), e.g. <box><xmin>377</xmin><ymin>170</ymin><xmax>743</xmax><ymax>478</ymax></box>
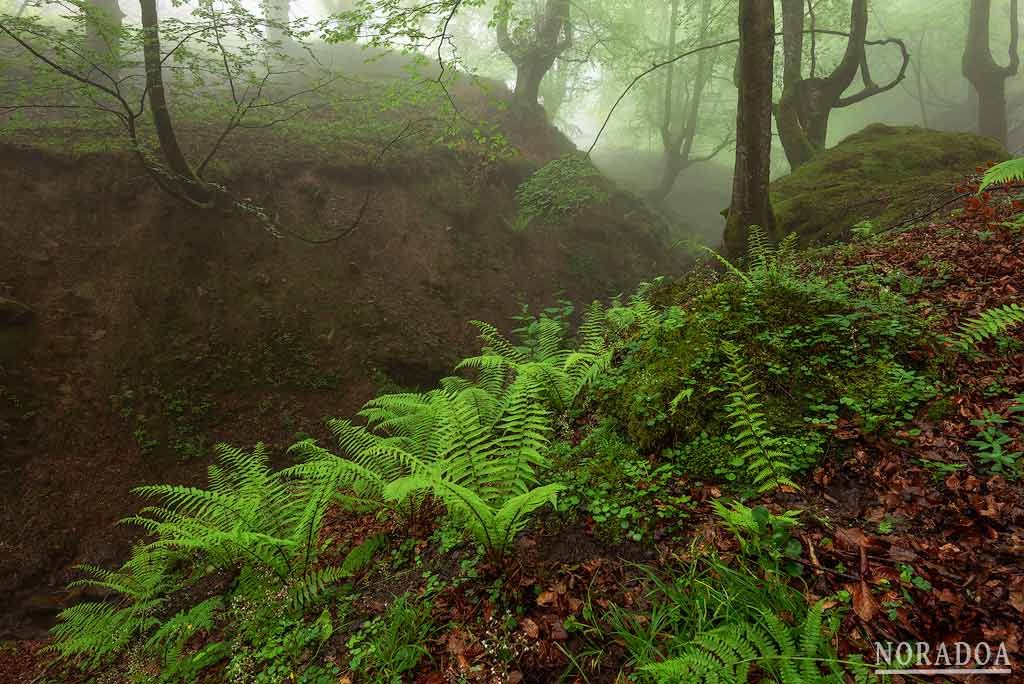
<box><xmin>5</xmin><ymin>159</ymin><xmax>1022</xmax><ymax>682</ymax></box>
<box><xmin>0</xmin><ymin>88</ymin><xmax>679</xmax><ymax>641</ymax></box>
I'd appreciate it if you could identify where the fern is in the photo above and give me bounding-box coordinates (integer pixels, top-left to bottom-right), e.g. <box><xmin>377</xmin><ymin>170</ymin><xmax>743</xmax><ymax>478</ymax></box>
<box><xmin>48</xmin><ymin>544</ymin><xmax>176</xmax><ymax>666</ymax></box>
<box><xmin>979</xmin><ymin>157</ymin><xmax>1024</xmax><ymax>192</ymax></box>
<box><xmin>702</xmin><ymin>226</ymin><xmax>800</xmax><ymax>289</ymax></box>
<box><xmin>51</xmin><ymin>444</ymin><xmax>336</xmax><ymax>667</ymax></box>
<box><xmin>721</xmin><ymin>342</ymin><xmax>798</xmax><ymax>493</ymax></box>
<box><xmin>641</xmin><ymin>602</ymin><xmax>875</xmax><ymax>684</ymax></box>
<box><xmin>953</xmin><ymin>303</ymin><xmax>1024</xmax><ymax>352</ymax></box>
<box><xmin>427</xmin><ymin>476</ymin><xmax>563</xmax><ymax>563</ymax></box>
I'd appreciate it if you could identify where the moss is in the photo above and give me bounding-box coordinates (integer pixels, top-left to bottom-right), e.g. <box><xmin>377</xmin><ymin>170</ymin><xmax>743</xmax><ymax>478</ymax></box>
<box><xmin>771</xmin><ymin>124</ymin><xmax>1009</xmax><ymax>245</ymax></box>
<box><xmin>596</xmin><ymin>272</ymin><xmax>934</xmax><ymax>456</ymax></box>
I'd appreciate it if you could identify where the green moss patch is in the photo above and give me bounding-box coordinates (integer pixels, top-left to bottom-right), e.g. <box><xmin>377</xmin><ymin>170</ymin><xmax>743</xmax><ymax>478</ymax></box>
<box><xmin>771</xmin><ymin>124</ymin><xmax>1008</xmax><ymax>244</ymax></box>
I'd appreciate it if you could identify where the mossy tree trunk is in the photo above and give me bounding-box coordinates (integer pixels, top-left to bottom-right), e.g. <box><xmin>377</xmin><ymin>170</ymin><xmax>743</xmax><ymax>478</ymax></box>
<box><xmin>496</xmin><ymin>0</ymin><xmax>572</xmax><ymax>115</ymax></box>
<box><xmin>724</xmin><ymin>0</ymin><xmax>775</xmax><ymax>258</ymax></box>
<box><xmin>963</xmin><ymin>0</ymin><xmax>1019</xmax><ymax>147</ymax></box>
<box><xmin>140</xmin><ymin>0</ymin><xmax>212</xmax><ymax>206</ymax></box>
<box><xmin>775</xmin><ymin>0</ymin><xmax>909</xmax><ymax>170</ymax></box>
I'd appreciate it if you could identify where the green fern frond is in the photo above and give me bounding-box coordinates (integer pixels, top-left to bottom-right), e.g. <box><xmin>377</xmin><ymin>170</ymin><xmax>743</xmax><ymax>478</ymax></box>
<box><xmin>721</xmin><ymin>343</ymin><xmax>798</xmax><ymax>493</ymax></box>
<box><xmin>979</xmin><ymin>158</ymin><xmax>1024</xmax><ymax>192</ymax></box>
<box><xmin>954</xmin><ymin>303</ymin><xmax>1024</xmax><ymax>352</ymax></box>
<box><xmin>640</xmin><ymin>601</ymin><xmax>853</xmax><ymax>684</ymax></box>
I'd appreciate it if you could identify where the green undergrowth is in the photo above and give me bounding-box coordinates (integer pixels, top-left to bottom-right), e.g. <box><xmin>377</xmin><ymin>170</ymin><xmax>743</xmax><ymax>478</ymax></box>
<box><xmin>47</xmin><ymin>224</ymin><xmax>1019</xmax><ymax>683</ymax></box>
<box><xmin>591</xmin><ymin>229</ymin><xmax>939</xmax><ymax>479</ymax></box>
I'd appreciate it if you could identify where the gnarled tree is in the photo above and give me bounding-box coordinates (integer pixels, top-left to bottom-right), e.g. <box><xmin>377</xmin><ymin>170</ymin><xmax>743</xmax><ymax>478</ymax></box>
<box><xmin>963</xmin><ymin>0</ymin><xmax>1020</xmax><ymax>147</ymax></box>
<box><xmin>774</xmin><ymin>0</ymin><xmax>909</xmax><ymax>169</ymax></box>
<box><xmin>495</xmin><ymin>0</ymin><xmax>572</xmax><ymax>113</ymax></box>
<box><xmin>723</xmin><ymin>0</ymin><xmax>775</xmax><ymax>257</ymax></box>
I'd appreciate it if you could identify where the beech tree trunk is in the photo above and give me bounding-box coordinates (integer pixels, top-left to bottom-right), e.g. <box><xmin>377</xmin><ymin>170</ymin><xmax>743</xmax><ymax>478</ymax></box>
<box><xmin>264</xmin><ymin>0</ymin><xmax>293</xmax><ymax>50</ymax></box>
<box><xmin>84</xmin><ymin>0</ymin><xmax>123</xmax><ymax>79</ymax></box>
<box><xmin>139</xmin><ymin>0</ymin><xmax>211</xmax><ymax>206</ymax></box>
<box><xmin>963</xmin><ymin>0</ymin><xmax>1020</xmax><ymax>147</ymax></box>
<box><xmin>724</xmin><ymin>0</ymin><xmax>775</xmax><ymax>258</ymax></box>
<box><xmin>648</xmin><ymin>0</ymin><xmax>717</xmax><ymax>205</ymax></box>
<box><xmin>496</xmin><ymin>0</ymin><xmax>572</xmax><ymax>114</ymax></box>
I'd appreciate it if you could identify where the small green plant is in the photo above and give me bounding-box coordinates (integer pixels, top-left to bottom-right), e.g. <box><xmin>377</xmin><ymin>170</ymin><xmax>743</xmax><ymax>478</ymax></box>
<box><xmin>915</xmin><ymin>458</ymin><xmax>966</xmax><ymax>480</ymax></box>
<box><xmin>345</xmin><ymin>594</ymin><xmax>435</xmax><ymax>683</ymax></box>
<box><xmin>516</xmin><ymin>154</ymin><xmax>608</xmax><ymax>225</ymax></box>
<box><xmin>711</xmin><ymin>499</ymin><xmax>803</xmax><ymax>575</ymax></box>
<box><xmin>721</xmin><ymin>342</ymin><xmax>798</xmax><ymax>493</ymax></box>
<box><xmin>968</xmin><ymin>409</ymin><xmax>1022</xmax><ymax>477</ymax></box>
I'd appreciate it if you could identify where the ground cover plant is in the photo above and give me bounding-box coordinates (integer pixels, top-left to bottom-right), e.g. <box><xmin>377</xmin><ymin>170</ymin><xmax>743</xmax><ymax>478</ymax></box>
<box><xmin>12</xmin><ymin>166</ymin><xmax>1019</xmax><ymax>683</ymax></box>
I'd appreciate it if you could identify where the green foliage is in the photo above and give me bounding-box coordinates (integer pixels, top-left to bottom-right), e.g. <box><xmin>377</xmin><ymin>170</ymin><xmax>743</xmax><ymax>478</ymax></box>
<box><xmin>711</xmin><ymin>500</ymin><xmax>803</xmax><ymax>575</ymax></box>
<box><xmin>458</xmin><ymin>299</ymin><xmax>613</xmax><ymax>410</ymax></box>
<box><xmin>516</xmin><ymin>155</ymin><xmax>609</xmax><ymax>226</ymax></box>
<box><xmin>288</xmin><ymin>305</ymin><xmax>617</xmax><ymax>561</ymax></box>
<box><xmin>345</xmin><ymin>594</ymin><xmax>435</xmax><ymax>684</ymax></box>
<box><xmin>50</xmin><ymin>444</ymin><xmax>344</xmax><ymax>674</ymax></box>
<box><xmin>49</xmin><ymin>545</ymin><xmax>178</xmax><ymax>667</ymax></box>
<box><xmin>721</xmin><ymin>342</ymin><xmax>798</xmax><ymax>493</ymax></box>
<box><xmin>968</xmin><ymin>407</ymin><xmax>1022</xmax><ymax>477</ymax></box>
<box><xmin>639</xmin><ymin>601</ymin><xmax>873</xmax><ymax>684</ymax></box>
<box><xmin>594</xmin><ymin>553</ymin><xmax>876</xmax><ymax>684</ymax></box>
<box><xmin>979</xmin><ymin>158</ymin><xmax>1024</xmax><ymax>192</ymax></box>
<box><xmin>954</xmin><ymin>303</ymin><xmax>1024</xmax><ymax>352</ymax></box>
<box><xmin>597</xmin><ymin>237</ymin><xmax>933</xmax><ymax>468</ymax></box>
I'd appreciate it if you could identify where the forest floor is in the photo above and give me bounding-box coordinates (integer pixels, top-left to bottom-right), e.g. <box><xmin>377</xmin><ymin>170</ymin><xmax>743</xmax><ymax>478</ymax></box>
<box><xmin>0</xmin><ymin>106</ymin><xmax>675</xmax><ymax>644</ymax></box>
<box><xmin>4</xmin><ymin>172</ymin><xmax>1022</xmax><ymax>683</ymax></box>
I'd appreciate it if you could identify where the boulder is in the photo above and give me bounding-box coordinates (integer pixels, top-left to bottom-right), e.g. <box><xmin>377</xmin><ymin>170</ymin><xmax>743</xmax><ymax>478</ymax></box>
<box><xmin>771</xmin><ymin>124</ymin><xmax>1008</xmax><ymax>244</ymax></box>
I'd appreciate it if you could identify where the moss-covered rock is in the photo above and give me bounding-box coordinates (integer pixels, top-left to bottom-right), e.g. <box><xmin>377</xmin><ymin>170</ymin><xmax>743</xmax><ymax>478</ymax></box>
<box><xmin>771</xmin><ymin>124</ymin><xmax>1008</xmax><ymax>244</ymax></box>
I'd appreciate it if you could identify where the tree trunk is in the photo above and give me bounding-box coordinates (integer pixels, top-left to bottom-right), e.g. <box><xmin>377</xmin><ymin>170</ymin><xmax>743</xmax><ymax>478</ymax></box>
<box><xmin>648</xmin><ymin>0</ymin><xmax>714</xmax><ymax>205</ymax></box>
<box><xmin>139</xmin><ymin>0</ymin><xmax>211</xmax><ymax>206</ymax></box>
<box><xmin>263</xmin><ymin>0</ymin><xmax>293</xmax><ymax>51</ymax></box>
<box><xmin>513</xmin><ymin>58</ymin><xmax>550</xmax><ymax>111</ymax></box>
<box><xmin>496</xmin><ymin>0</ymin><xmax>571</xmax><ymax>113</ymax></box>
<box><xmin>84</xmin><ymin>0</ymin><xmax>123</xmax><ymax>79</ymax></box>
<box><xmin>775</xmin><ymin>0</ymin><xmax>814</xmax><ymax>169</ymax></box>
<box><xmin>724</xmin><ymin>0</ymin><xmax>775</xmax><ymax>257</ymax></box>
<box><xmin>963</xmin><ymin>0</ymin><xmax>1020</xmax><ymax>147</ymax></box>
<box><xmin>775</xmin><ymin>0</ymin><xmax>908</xmax><ymax>170</ymax></box>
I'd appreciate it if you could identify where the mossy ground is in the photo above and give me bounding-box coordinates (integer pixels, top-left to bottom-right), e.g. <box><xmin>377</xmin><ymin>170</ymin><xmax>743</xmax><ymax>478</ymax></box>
<box><xmin>771</xmin><ymin>124</ymin><xmax>1008</xmax><ymax>244</ymax></box>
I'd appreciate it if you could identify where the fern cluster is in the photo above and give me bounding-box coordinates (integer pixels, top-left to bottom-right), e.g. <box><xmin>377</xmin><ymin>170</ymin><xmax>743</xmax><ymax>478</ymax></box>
<box><xmin>288</xmin><ymin>304</ymin><xmax>615</xmax><ymax>561</ymax></box>
<box><xmin>641</xmin><ymin>602</ymin><xmax>875</xmax><ymax>683</ymax></box>
<box><xmin>954</xmin><ymin>302</ymin><xmax>1024</xmax><ymax>352</ymax></box>
<box><xmin>704</xmin><ymin>226</ymin><xmax>800</xmax><ymax>290</ymax></box>
<box><xmin>50</xmin><ymin>444</ymin><xmax>349</xmax><ymax>669</ymax></box>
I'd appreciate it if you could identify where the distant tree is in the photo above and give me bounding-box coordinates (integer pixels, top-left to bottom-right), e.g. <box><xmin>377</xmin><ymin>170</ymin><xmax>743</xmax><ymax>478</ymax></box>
<box><xmin>724</xmin><ymin>0</ymin><xmax>775</xmax><ymax>257</ymax></box>
<box><xmin>647</xmin><ymin>0</ymin><xmax>731</xmax><ymax>205</ymax></box>
<box><xmin>963</xmin><ymin>0</ymin><xmax>1020</xmax><ymax>147</ymax></box>
<box><xmin>139</xmin><ymin>0</ymin><xmax>211</xmax><ymax>205</ymax></box>
<box><xmin>83</xmin><ymin>0</ymin><xmax>123</xmax><ymax>78</ymax></box>
<box><xmin>1</xmin><ymin>0</ymin><xmax>328</xmax><ymax>211</ymax></box>
<box><xmin>495</xmin><ymin>0</ymin><xmax>572</xmax><ymax>113</ymax></box>
<box><xmin>774</xmin><ymin>0</ymin><xmax>910</xmax><ymax>170</ymax></box>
